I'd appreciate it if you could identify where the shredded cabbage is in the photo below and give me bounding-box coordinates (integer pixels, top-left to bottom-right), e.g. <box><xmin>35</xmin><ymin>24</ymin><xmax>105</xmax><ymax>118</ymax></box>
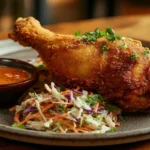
<box><xmin>11</xmin><ymin>81</ymin><xmax>121</xmax><ymax>134</ymax></box>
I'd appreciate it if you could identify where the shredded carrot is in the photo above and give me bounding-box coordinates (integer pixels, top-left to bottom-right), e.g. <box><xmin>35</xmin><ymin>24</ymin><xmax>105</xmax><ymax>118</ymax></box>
<box><xmin>9</xmin><ymin>106</ymin><xmax>16</xmax><ymax>112</ymax></box>
<box><xmin>14</xmin><ymin>111</ymin><xmax>22</xmax><ymax>124</ymax></box>
<box><xmin>56</xmin><ymin>119</ymin><xmax>78</xmax><ymax>133</ymax></box>
<box><xmin>44</xmin><ymin>113</ymin><xmax>52</xmax><ymax>117</ymax></box>
<box><xmin>20</xmin><ymin>114</ymin><xmax>42</xmax><ymax>124</ymax></box>
<box><xmin>23</xmin><ymin>94</ymin><xmax>30</xmax><ymax>102</ymax></box>
<box><xmin>20</xmin><ymin>103</ymin><xmax>55</xmax><ymax>124</ymax></box>
<box><xmin>115</xmin><ymin>122</ymin><xmax>120</xmax><ymax>126</ymax></box>
<box><xmin>52</xmin><ymin>101</ymin><xmax>73</xmax><ymax>105</ymax></box>
<box><xmin>53</xmin><ymin>113</ymin><xmax>69</xmax><ymax>119</ymax></box>
<box><xmin>44</xmin><ymin>113</ymin><xmax>69</xmax><ymax>120</ymax></box>
<box><xmin>61</xmin><ymin>90</ymin><xmax>72</xmax><ymax>95</ymax></box>
<box><xmin>42</xmin><ymin>103</ymin><xmax>55</xmax><ymax>112</ymax></box>
<box><xmin>75</xmin><ymin>129</ymin><xmax>86</xmax><ymax>133</ymax></box>
<box><xmin>76</xmin><ymin>127</ymin><xmax>93</xmax><ymax>132</ymax></box>
<box><xmin>82</xmin><ymin>125</ymin><xmax>94</xmax><ymax>131</ymax></box>
<box><xmin>28</xmin><ymin>100</ymin><xmax>35</xmax><ymax>106</ymax></box>
<box><xmin>93</xmin><ymin>103</ymin><xmax>99</xmax><ymax>112</ymax></box>
<box><xmin>76</xmin><ymin>86</ymin><xmax>80</xmax><ymax>91</ymax></box>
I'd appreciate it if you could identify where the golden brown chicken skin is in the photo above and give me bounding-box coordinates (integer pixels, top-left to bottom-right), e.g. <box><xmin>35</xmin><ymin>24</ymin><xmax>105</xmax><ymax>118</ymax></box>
<box><xmin>8</xmin><ymin>17</ymin><xmax>150</xmax><ymax>112</ymax></box>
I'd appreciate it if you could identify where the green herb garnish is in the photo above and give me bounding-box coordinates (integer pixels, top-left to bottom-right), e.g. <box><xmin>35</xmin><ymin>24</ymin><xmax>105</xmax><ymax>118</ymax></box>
<box><xmin>145</xmin><ymin>47</ymin><xmax>150</xmax><ymax>51</ymax></box>
<box><xmin>12</xmin><ymin>123</ymin><xmax>25</xmax><ymax>129</ymax></box>
<box><xmin>143</xmin><ymin>47</ymin><xmax>150</xmax><ymax>55</ymax></box>
<box><xmin>102</xmin><ymin>45</ymin><xmax>109</xmax><ymax>55</ymax></box>
<box><xmin>75</xmin><ymin>27</ymin><xmax>121</xmax><ymax>42</ymax></box>
<box><xmin>128</xmin><ymin>38</ymin><xmax>133</xmax><ymax>41</ymax></box>
<box><xmin>143</xmin><ymin>51</ymin><xmax>149</xmax><ymax>55</ymax></box>
<box><xmin>109</xmin><ymin>128</ymin><xmax>116</xmax><ymax>132</ymax></box>
<box><xmin>75</xmin><ymin>30</ymin><xmax>81</xmax><ymax>36</ymax></box>
<box><xmin>86</xmin><ymin>94</ymin><xmax>98</xmax><ymax>106</ymax></box>
<box><xmin>105</xmin><ymin>27</ymin><xmax>121</xmax><ymax>41</ymax></box>
<box><xmin>48</xmin><ymin>110</ymin><xmax>53</xmax><ymax>114</ymax></box>
<box><xmin>97</xmin><ymin>94</ymin><xmax>105</xmax><ymax>102</ymax></box>
<box><xmin>37</xmin><ymin>64</ymin><xmax>45</xmax><ymax>69</ymax></box>
<box><xmin>57</xmin><ymin>86</ymin><xmax>66</xmax><ymax>92</ymax></box>
<box><xmin>82</xmin><ymin>28</ymin><xmax>101</xmax><ymax>42</ymax></box>
<box><xmin>130</xmin><ymin>54</ymin><xmax>138</xmax><ymax>60</ymax></box>
<box><xmin>56</xmin><ymin>105</ymin><xmax>65</xmax><ymax>113</ymax></box>
<box><xmin>121</xmin><ymin>43</ymin><xmax>128</xmax><ymax>50</ymax></box>
<box><xmin>107</xmin><ymin>105</ymin><xmax>118</xmax><ymax>111</ymax></box>
<box><xmin>86</xmin><ymin>94</ymin><xmax>105</xmax><ymax>106</ymax></box>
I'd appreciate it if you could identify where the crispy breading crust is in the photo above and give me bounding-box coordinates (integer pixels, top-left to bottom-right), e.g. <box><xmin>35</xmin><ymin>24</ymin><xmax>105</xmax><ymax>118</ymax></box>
<box><xmin>9</xmin><ymin>17</ymin><xmax>150</xmax><ymax>111</ymax></box>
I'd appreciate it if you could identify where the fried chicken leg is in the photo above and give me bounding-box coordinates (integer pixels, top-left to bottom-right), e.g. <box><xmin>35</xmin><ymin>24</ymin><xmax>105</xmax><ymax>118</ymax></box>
<box><xmin>8</xmin><ymin>17</ymin><xmax>150</xmax><ymax>111</ymax></box>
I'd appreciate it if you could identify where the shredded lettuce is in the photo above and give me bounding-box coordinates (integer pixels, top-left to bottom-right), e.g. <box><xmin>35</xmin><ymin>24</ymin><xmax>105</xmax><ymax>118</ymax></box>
<box><xmin>74</xmin><ymin>97</ymin><xmax>91</xmax><ymax>110</ymax></box>
<box><xmin>12</xmin><ymin>123</ymin><xmax>25</xmax><ymax>129</ymax></box>
<box><xmin>51</xmin><ymin>82</ymin><xmax>68</xmax><ymax>101</ymax></box>
<box><xmin>35</xmin><ymin>100</ymin><xmax>47</xmax><ymax>122</ymax></box>
<box><xmin>44</xmin><ymin>119</ymin><xmax>53</xmax><ymax>128</ymax></box>
<box><xmin>105</xmin><ymin>116</ymin><xmax>115</xmax><ymax>128</ymax></box>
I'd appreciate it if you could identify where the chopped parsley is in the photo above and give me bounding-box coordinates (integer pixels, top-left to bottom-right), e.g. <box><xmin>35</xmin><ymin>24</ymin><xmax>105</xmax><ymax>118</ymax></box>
<box><xmin>145</xmin><ymin>47</ymin><xmax>150</xmax><ymax>51</ymax></box>
<box><xmin>75</xmin><ymin>30</ymin><xmax>81</xmax><ymax>36</ymax></box>
<box><xmin>130</xmin><ymin>54</ymin><xmax>138</xmax><ymax>60</ymax></box>
<box><xmin>109</xmin><ymin>128</ymin><xmax>116</xmax><ymax>132</ymax></box>
<box><xmin>86</xmin><ymin>94</ymin><xmax>105</xmax><ymax>106</ymax></box>
<box><xmin>121</xmin><ymin>43</ymin><xmax>128</xmax><ymax>50</ymax></box>
<box><xmin>107</xmin><ymin>105</ymin><xmax>119</xmax><ymax>111</ymax></box>
<box><xmin>143</xmin><ymin>47</ymin><xmax>150</xmax><ymax>55</ymax></box>
<box><xmin>105</xmin><ymin>27</ymin><xmax>121</xmax><ymax>41</ymax></box>
<box><xmin>86</xmin><ymin>95</ymin><xmax>98</xmax><ymax>106</ymax></box>
<box><xmin>128</xmin><ymin>38</ymin><xmax>133</xmax><ymax>41</ymax></box>
<box><xmin>143</xmin><ymin>51</ymin><xmax>149</xmax><ymax>55</ymax></box>
<box><xmin>102</xmin><ymin>45</ymin><xmax>110</xmax><ymax>55</ymax></box>
<box><xmin>75</xmin><ymin>27</ymin><xmax>121</xmax><ymax>42</ymax></box>
<box><xmin>56</xmin><ymin>105</ymin><xmax>65</xmax><ymax>113</ymax></box>
<box><xmin>97</xmin><ymin>94</ymin><xmax>105</xmax><ymax>102</ymax></box>
<box><xmin>48</xmin><ymin>110</ymin><xmax>54</xmax><ymax>114</ymax></box>
<box><xmin>37</xmin><ymin>64</ymin><xmax>45</xmax><ymax>69</ymax></box>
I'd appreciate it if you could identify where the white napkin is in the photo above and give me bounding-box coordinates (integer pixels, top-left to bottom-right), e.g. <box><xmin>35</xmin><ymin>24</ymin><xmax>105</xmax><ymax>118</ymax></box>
<box><xmin>0</xmin><ymin>39</ymin><xmax>30</xmax><ymax>55</ymax></box>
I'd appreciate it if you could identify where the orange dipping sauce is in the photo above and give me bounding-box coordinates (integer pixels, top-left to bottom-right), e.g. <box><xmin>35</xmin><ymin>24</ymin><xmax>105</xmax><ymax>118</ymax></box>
<box><xmin>0</xmin><ymin>66</ymin><xmax>30</xmax><ymax>84</ymax></box>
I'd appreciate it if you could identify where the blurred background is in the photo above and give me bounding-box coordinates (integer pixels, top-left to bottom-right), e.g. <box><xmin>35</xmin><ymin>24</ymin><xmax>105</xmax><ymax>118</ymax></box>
<box><xmin>0</xmin><ymin>0</ymin><xmax>150</xmax><ymax>32</ymax></box>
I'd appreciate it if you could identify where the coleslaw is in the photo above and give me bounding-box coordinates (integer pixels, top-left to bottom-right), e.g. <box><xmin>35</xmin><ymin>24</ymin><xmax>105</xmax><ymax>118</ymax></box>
<box><xmin>10</xmin><ymin>82</ymin><xmax>121</xmax><ymax>133</ymax></box>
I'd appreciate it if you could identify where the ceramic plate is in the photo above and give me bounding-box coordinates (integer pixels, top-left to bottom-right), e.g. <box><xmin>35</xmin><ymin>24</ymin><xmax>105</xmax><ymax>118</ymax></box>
<box><xmin>0</xmin><ymin>39</ymin><xmax>150</xmax><ymax>146</ymax></box>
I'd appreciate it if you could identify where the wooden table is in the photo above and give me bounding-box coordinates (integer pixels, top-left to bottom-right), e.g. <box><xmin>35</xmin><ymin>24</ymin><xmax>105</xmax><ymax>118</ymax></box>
<box><xmin>0</xmin><ymin>14</ymin><xmax>150</xmax><ymax>150</ymax></box>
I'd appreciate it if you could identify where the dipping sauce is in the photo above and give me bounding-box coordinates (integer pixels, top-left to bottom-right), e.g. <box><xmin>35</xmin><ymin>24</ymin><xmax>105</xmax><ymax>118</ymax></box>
<box><xmin>0</xmin><ymin>66</ymin><xmax>30</xmax><ymax>84</ymax></box>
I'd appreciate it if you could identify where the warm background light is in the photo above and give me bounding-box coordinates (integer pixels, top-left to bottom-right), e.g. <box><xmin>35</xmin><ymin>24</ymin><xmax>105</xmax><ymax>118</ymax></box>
<box><xmin>0</xmin><ymin>0</ymin><xmax>150</xmax><ymax>32</ymax></box>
